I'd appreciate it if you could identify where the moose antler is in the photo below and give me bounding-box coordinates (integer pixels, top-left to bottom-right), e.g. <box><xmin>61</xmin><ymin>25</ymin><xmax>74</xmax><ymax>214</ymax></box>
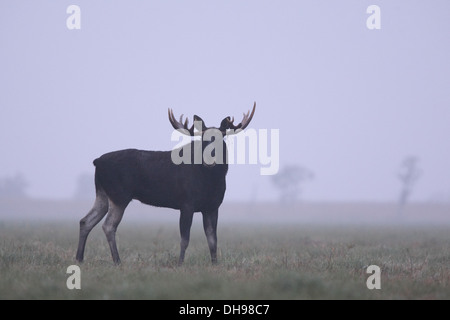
<box><xmin>168</xmin><ymin>109</ymin><xmax>202</xmax><ymax>136</ymax></box>
<box><xmin>226</xmin><ymin>102</ymin><xmax>256</xmax><ymax>134</ymax></box>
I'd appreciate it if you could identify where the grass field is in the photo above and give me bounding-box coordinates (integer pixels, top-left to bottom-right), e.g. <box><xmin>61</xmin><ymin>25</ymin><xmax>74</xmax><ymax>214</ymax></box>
<box><xmin>1</xmin><ymin>200</ymin><xmax>450</xmax><ymax>299</ymax></box>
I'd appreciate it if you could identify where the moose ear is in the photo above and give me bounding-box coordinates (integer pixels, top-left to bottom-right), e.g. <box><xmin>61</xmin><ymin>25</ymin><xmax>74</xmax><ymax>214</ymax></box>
<box><xmin>219</xmin><ymin>117</ymin><xmax>231</xmax><ymax>132</ymax></box>
<box><xmin>193</xmin><ymin>115</ymin><xmax>207</xmax><ymax>131</ymax></box>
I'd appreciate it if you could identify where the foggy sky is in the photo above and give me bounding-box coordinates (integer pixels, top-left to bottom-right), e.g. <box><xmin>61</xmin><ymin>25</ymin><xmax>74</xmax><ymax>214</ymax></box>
<box><xmin>1</xmin><ymin>1</ymin><xmax>450</xmax><ymax>202</ymax></box>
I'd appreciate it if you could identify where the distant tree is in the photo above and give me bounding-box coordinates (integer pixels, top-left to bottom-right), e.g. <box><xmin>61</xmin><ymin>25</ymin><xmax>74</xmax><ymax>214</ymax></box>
<box><xmin>74</xmin><ymin>173</ymin><xmax>95</xmax><ymax>200</ymax></box>
<box><xmin>271</xmin><ymin>165</ymin><xmax>314</xmax><ymax>204</ymax></box>
<box><xmin>0</xmin><ymin>173</ymin><xmax>28</xmax><ymax>199</ymax></box>
<box><xmin>397</xmin><ymin>156</ymin><xmax>421</xmax><ymax>217</ymax></box>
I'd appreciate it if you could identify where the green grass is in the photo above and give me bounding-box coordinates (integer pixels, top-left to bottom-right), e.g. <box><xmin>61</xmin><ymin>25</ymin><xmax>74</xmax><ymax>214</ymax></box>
<box><xmin>1</xmin><ymin>220</ymin><xmax>450</xmax><ymax>299</ymax></box>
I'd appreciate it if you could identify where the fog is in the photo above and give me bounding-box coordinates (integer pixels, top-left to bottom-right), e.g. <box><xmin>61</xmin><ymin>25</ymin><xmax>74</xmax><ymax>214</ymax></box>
<box><xmin>1</xmin><ymin>1</ymin><xmax>450</xmax><ymax>204</ymax></box>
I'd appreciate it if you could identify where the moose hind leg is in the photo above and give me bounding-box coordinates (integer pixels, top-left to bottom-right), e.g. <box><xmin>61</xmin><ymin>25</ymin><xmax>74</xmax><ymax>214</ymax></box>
<box><xmin>202</xmin><ymin>209</ymin><xmax>218</xmax><ymax>264</ymax></box>
<box><xmin>102</xmin><ymin>200</ymin><xmax>127</xmax><ymax>265</ymax></box>
<box><xmin>76</xmin><ymin>189</ymin><xmax>109</xmax><ymax>263</ymax></box>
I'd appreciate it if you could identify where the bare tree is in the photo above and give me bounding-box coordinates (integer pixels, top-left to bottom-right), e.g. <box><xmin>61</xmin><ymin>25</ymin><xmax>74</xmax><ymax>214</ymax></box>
<box><xmin>397</xmin><ymin>156</ymin><xmax>421</xmax><ymax>217</ymax></box>
<box><xmin>271</xmin><ymin>165</ymin><xmax>313</xmax><ymax>204</ymax></box>
<box><xmin>0</xmin><ymin>173</ymin><xmax>28</xmax><ymax>199</ymax></box>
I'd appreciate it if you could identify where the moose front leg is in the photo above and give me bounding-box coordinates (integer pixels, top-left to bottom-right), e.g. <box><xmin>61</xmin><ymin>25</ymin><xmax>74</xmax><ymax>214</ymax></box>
<box><xmin>202</xmin><ymin>209</ymin><xmax>218</xmax><ymax>264</ymax></box>
<box><xmin>178</xmin><ymin>209</ymin><xmax>194</xmax><ymax>265</ymax></box>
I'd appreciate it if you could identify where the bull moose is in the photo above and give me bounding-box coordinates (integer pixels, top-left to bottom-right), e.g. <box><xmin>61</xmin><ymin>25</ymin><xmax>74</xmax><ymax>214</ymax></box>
<box><xmin>76</xmin><ymin>103</ymin><xmax>256</xmax><ymax>265</ymax></box>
